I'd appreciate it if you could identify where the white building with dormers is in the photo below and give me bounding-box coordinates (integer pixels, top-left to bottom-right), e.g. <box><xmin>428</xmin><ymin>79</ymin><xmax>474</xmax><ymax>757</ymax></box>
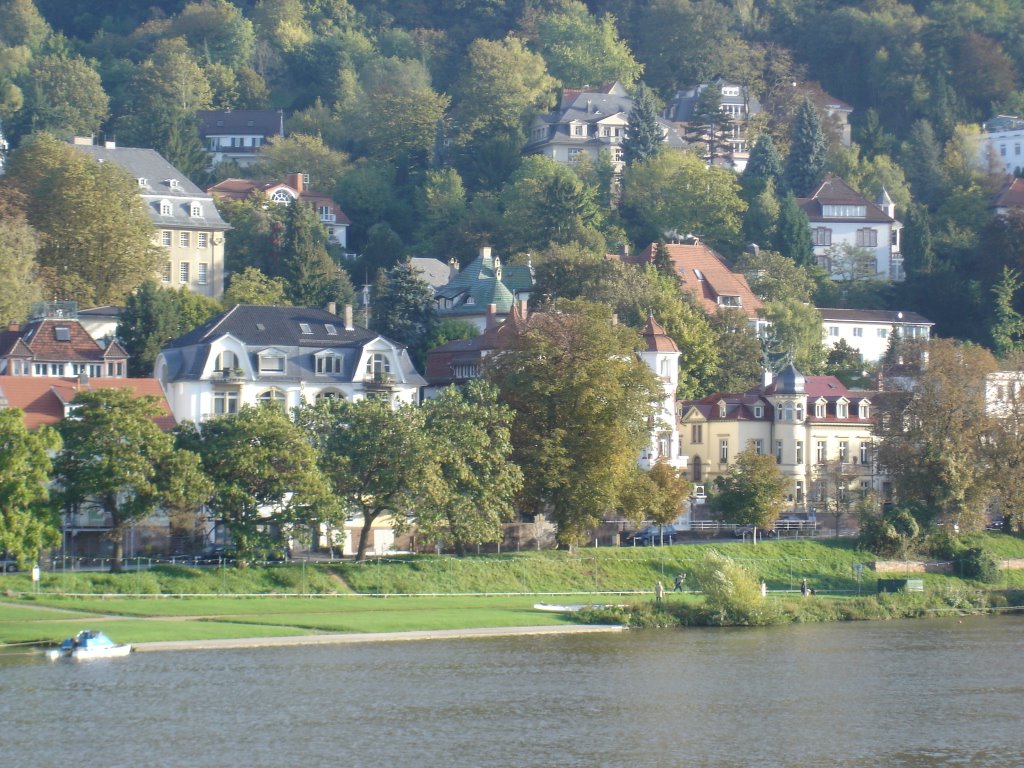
<box><xmin>677</xmin><ymin>364</ymin><xmax>881</xmax><ymax>515</ymax></box>
<box><xmin>71</xmin><ymin>138</ymin><xmax>230</xmax><ymax>299</ymax></box>
<box><xmin>154</xmin><ymin>304</ymin><xmax>425</xmax><ymax>425</ymax></box>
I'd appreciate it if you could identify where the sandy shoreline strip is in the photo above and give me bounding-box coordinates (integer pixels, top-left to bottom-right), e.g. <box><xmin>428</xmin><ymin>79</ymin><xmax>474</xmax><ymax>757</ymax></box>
<box><xmin>132</xmin><ymin>624</ymin><xmax>624</xmax><ymax>652</ymax></box>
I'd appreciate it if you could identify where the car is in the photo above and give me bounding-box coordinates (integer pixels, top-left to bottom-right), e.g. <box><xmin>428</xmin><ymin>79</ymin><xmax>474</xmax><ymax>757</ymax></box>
<box><xmin>733</xmin><ymin>525</ymin><xmax>776</xmax><ymax>539</ymax></box>
<box><xmin>985</xmin><ymin>517</ymin><xmax>1007</xmax><ymax>532</ymax></box>
<box><xmin>0</xmin><ymin>552</ymin><xmax>17</xmax><ymax>572</ymax></box>
<box><xmin>191</xmin><ymin>544</ymin><xmax>236</xmax><ymax>564</ymax></box>
<box><xmin>627</xmin><ymin>526</ymin><xmax>677</xmax><ymax>546</ymax></box>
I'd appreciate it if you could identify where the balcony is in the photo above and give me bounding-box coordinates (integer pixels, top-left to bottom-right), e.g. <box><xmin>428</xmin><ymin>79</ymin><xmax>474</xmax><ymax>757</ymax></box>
<box><xmin>214</xmin><ymin>368</ymin><xmax>246</xmax><ymax>384</ymax></box>
<box><xmin>364</xmin><ymin>371</ymin><xmax>397</xmax><ymax>390</ymax></box>
<box><xmin>320</xmin><ymin>213</ymin><xmax>337</xmax><ymax>223</ymax></box>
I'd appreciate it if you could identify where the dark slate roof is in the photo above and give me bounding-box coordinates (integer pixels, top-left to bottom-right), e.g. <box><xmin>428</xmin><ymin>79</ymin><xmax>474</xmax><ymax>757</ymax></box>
<box><xmin>818</xmin><ymin>308</ymin><xmax>932</xmax><ymax>326</ymax></box>
<box><xmin>797</xmin><ymin>175</ymin><xmax>894</xmax><ymax>224</ymax></box>
<box><xmin>771</xmin><ymin>363</ymin><xmax>806</xmax><ymax>395</ymax></box>
<box><xmin>165</xmin><ymin>305</ymin><xmax>377</xmax><ymax>350</ymax></box>
<box><xmin>72</xmin><ymin>144</ymin><xmax>229</xmax><ymax>231</ymax></box>
<box><xmin>196</xmin><ymin>109</ymin><xmax>284</xmax><ymax>137</ymax></box>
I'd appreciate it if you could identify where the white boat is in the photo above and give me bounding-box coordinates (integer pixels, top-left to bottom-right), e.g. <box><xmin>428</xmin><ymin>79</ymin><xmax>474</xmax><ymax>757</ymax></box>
<box><xmin>46</xmin><ymin>630</ymin><xmax>132</xmax><ymax>661</ymax></box>
<box><xmin>534</xmin><ymin>602</ymin><xmax>589</xmax><ymax>612</ymax></box>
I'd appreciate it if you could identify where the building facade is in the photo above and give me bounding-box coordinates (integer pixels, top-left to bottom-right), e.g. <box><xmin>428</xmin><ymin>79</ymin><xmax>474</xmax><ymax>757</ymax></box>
<box><xmin>820</xmin><ymin>308</ymin><xmax>932</xmax><ymax>363</ymax></box>
<box><xmin>434</xmin><ymin>247</ymin><xmax>534</xmax><ymax>331</ymax></box>
<box><xmin>155</xmin><ymin>304</ymin><xmax>425</xmax><ymax>425</ymax></box>
<box><xmin>72</xmin><ymin>138</ymin><xmax>230</xmax><ymax>299</ymax></box>
<box><xmin>196</xmin><ymin>109</ymin><xmax>285</xmax><ymax>168</ymax></box>
<box><xmin>666</xmin><ymin>77</ymin><xmax>763</xmax><ymax>171</ymax></box>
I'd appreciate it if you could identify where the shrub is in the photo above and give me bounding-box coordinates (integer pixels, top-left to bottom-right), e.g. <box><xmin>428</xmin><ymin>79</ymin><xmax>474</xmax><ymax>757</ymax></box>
<box><xmin>954</xmin><ymin>547</ymin><xmax>1001</xmax><ymax>583</ymax></box>
<box><xmin>858</xmin><ymin>507</ymin><xmax>920</xmax><ymax>557</ymax></box>
<box><xmin>692</xmin><ymin>550</ymin><xmax>781</xmax><ymax>626</ymax></box>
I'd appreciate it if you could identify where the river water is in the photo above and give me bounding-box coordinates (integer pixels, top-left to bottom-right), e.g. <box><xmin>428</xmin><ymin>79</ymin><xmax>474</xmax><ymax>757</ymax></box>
<box><xmin>4</xmin><ymin>616</ymin><xmax>1023</xmax><ymax>768</ymax></box>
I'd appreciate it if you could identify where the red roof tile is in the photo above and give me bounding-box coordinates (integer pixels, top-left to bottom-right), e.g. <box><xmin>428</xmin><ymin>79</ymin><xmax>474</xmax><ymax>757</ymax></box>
<box><xmin>0</xmin><ymin>377</ymin><xmax>175</xmax><ymax>431</ymax></box>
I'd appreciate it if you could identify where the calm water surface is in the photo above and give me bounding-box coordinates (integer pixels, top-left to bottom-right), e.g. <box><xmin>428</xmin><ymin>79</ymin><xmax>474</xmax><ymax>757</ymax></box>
<box><xmin>4</xmin><ymin>616</ymin><xmax>1023</xmax><ymax>768</ymax></box>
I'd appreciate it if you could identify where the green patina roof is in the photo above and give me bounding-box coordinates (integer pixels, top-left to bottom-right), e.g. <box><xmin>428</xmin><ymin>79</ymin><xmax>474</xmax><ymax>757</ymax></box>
<box><xmin>436</xmin><ymin>251</ymin><xmax>532</xmax><ymax>316</ymax></box>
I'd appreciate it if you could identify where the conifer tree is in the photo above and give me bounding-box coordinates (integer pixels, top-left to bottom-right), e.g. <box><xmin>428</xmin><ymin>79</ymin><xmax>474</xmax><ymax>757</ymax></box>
<box><xmin>991</xmin><ymin>268</ymin><xmax>1024</xmax><ymax>358</ymax></box>
<box><xmin>622</xmin><ymin>83</ymin><xmax>663</xmax><ymax>166</ymax></box>
<box><xmin>773</xmin><ymin>192</ymin><xmax>814</xmax><ymax>266</ymax></box>
<box><xmin>784</xmin><ymin>97</ymin><xmax>828</xmax><ymax>196</ymax></box>
<box><xmin>370</xmin><ymin>260</ymin><xmax>437</xmax><ymax>365</ymax></box>
<box><xmin>281</xmin><ymin>200</ymin><xmax>354</xmax><ymax>308</ymax></box>
<box><xmin>741</xmin><ymin>135</ymin><xmax>783</xmax><ymax>200</ymax></box>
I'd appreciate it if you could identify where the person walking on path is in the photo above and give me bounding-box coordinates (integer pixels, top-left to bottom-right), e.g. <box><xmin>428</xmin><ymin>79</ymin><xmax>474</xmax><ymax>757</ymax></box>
<box><xmin>655</xmin><ymin>580</ymin><xmax>665</xmax><ymax>603</ymax></box>
<box><xmin>760</xmin><ymin>580</ymin><xmax>767</xmax><ymax>597</ymax></box>
<box><xmin>801</xmin><ymin>578</ymin><xmax>808</xmax><ymax>597</ymax></box>
<box><xmin>674</xmin><ymin>573</ymin><xmax>685</xmax><ymax>592</ymax></box>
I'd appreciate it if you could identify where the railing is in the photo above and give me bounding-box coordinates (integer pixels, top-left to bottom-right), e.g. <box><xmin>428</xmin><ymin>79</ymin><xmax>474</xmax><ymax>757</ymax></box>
<box><xmin>320</xmin><ymin>213</ymin><xmax>337</xmax><ymax>223</ymax></box>
<box><xmin>215</xmin><ymin>368</ymin><xmax>246</xmax><ymax>383</ymax></box>
<box><xmin>365</xmin><ymin>371</ymin><xmax>396</xmax><ymax>389</ymax></box>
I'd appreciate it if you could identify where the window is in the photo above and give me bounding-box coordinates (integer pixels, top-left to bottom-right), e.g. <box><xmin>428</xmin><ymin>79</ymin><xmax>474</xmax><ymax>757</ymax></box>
<box><xmin>784</xmin><ymin>403</ymin><xmax>793</xmax><ymax>421</ymax></box>
<box><xmin>752</xmin><ymin>439</ymin><xmax>764</xmax><ymax>455</ymax></box>
<box><xmin>271</xmin><ymin>190</ymin><xmax>292</xmax><ymax>204</ymax></box>
<box><xmin>1001</xmin><ymin>145</ymin><xmax>1008</xmax><ymax>157</ymax></box>
<box><xmin>215</xmin><ymin>351</ymin><xmax>239</xmax><ymax>372</ymax></box>
<box><xmin>855</xmin><ymin>228</ymin><xmax>878</xmax><ymax>248</ymax></box>
<box><xmin>159</xmin><ymin>199</ymin><xmax>172</xmax><ymax>216</ymax></box>
<box><xmin>107</xmin><ymin>362</ymin><xmax>124</xmax><ymax>377</ymax></box>
<box><xmin>300</xmin><ymin>323</ymin><xmax>314</xmax><ymax>334</ymax></box>
<box><xmin>1017</xmin><ymin>144</ymin><xmax>1022</xmax><ymax>156</ymax></box>
<box><xmin>753</xmin><ymin>405</ymin><xmax>763</xmax><ymax>418</ymax></box>
<box><xmin>795</xmin><ymin>441</ymin><xmax>804</xmax><ymax>464</ymax></box>
<box><xmin>822</xmin><ymin>204</ymin><xmax>866</xmax><ymax>218</ymax></box>
<box><xmin>718</xmin><ymin>401</ymin><xmax>727</xmax><ymax>418</ymax></box>
<box><xmin>816</xmin><ymin>440</ymin><xmax>827</xmax><ymax>463</ymax></box>
<box><xmin>316</xmin><ymin>353</ymin><xmax>343</xmax><ymax>374</ymax></box>
<box><xmin>138</xmin><ymin>177</ymin><xmax>148</xmax><ymax>187</ymax></box>
<box><xmin>837</xmin><ymin>401</ymin><xmax>849</xmax><ymax>418</ymax></box>
<box><xmin>860</xmin><ymin>443</ymin><xmax>870</xmax><ymax>465</ymax></box>
<box><xmin>691</xmin><ymin>424</ymin><xmax>703</xmax><ymax>444</ymax></box>
<box><xmin>829</xmin><ymin>326</ymin><xmax>839</xmax><ymax>337</ymax></box>
<box><xmin>257</xmin><ymin>388</ymin><xmax>286</xmax><ymax>409</ymax></box>
<box><xmin>813</xmin><ymin>227</ymin><xmax>832</xmax><ymax>246</ymax></box>
<box><xmin>877</xmin><ymin>328</ymin><xmax>888</xmax><ymax>339</ymax></box>
<box><xmin>162</xmin><ymin>262</ymin><xmax>172</xmax><ymax>283</ymax></box>
<box><xmin>180</xmin><ymin>232</ymin><xmax>190</xmax><ymax>248</ymax></box>
<box><xmin>795</xmin><ymin>402</ymin><xmax>804</xmax><ymax>421</ymax></box>
<box><xmin>198</xmin><ymin>263</ymin><xmax>208</xmax><ymax>285</ymax></box>
<box><xmin>853</xmin><ymin>327</ymin><xmax>863</xmax><ymax>338</ymax></box>
<box><xmin>795</xmin><ymin>480</ymin><xmax>804</xmax><ymax>503</ymax></box>
<box><xmin>815</xmin><ymin>400</ymin><xmax>826</xmax><ymax>418</ymax></box>
<box><xmin>717</xmin><ymin>295</ymin><xmax>741</xmax><ymax>307</ymax></box>
<box><xmin>213</xmin><ymin>390</ymin><xmax>238</xmax><ymax>415</ymax></box>
<box><xmin>659</xmin><ymin>434</ymin><xmax>672</xmax><ymax>458</ymax></box>
<box><xmin>839</xmin><ymin>441</ymin><xmax>849</xmax><ymax>463</ymax></box>
<box><xmin>198</xmin><ymin>233</ymin><xmax>208</xmax><ymax>248</ymax></box>
<box><xmin>316</xmin><ymin>389</ymin><xmax>343</xmax><ymax>400</ymax></box>
<box><xmin>719</xmin><ymin>439</ymin><xmax>729</xmax><ymax>463</ymax></box>
<box><xmin>161</xmin><ymin>231</ymin><xmax>172</xmax><ymax>247</ymax></box>
<box><xmin>365</xmin><ymin>352</ymin><xmax>391</xmax><ymax>377</ymax></box>
<box><xmin>179</xmin><ymin>263</ymin><xmax>190</xmax><ymax>283</ymax></box>
<box><xmin>190</xmin><ymin>202</ymin><xmax>202</xmax><ymax>217</ymax></box>
<box><xmin>776</xmin><ymin>440</ymin><xmax>784</xmax><ymax>464</ymax></box>
<box><xmin>859</xmin><ymin>402</ymin><xmax>870</xmax><ymax>419</ymax></box>
<box><xmin>572</xmin><ymin>123</ymin><xmax>585</xmax><ymax>137</ymax></box>
<box><xmin>259</xmin><ymin>352</ymin><xmax>285</xmax><ymax>374</ymax></box>
<box><xmin>568</xmin><ymin>148</ymin><xmax>582</xmax><ymax>162</ymax></box>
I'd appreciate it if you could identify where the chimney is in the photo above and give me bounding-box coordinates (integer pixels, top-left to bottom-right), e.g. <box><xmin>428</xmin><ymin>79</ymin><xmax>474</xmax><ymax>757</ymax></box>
<box><xmin>448</xmin><ymin>258</ymin><xmax>459</xmax><ymax>280</ymax></box>
<box><xmin>287</xmin><ymin>172</ymin><xmax>304</xmax><ymax>193</ymax></box>
<box><xmin>327</xmin><ymin>301</ymin><xmax>337</xmax><ymax>316</ymax></box>
<box><xmin>486</xmin><ymin>304</ymin><xmax>498</xmax><ymax>330</ymax></box>
<box><xmin>7</xmin><ymin>322</ymin><xmax>18</xmax><ymax>333</ymax></box>
<box><xmin>344</xmin><ymin>304</ymin><xmax>354</xmax><ymax>331</ymax></box>
<box><xmin>480</xmin><ymin>245</ymin><xmax>492</xmax><ymax>261</ymax></box>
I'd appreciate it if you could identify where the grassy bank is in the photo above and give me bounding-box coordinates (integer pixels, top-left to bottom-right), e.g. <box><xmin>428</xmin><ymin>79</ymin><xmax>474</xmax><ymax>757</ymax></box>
<box><xmin>3</xmin><ymin>535</ymin><xmax>1023</xmax><ymax>647</ymax></box>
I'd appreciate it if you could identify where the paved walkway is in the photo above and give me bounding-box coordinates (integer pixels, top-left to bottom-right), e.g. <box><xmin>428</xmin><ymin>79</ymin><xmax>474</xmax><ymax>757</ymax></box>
<box><xmin>133</xmin><ymin>624</ymin><xmax>624</xmax><ymax>653</ymax></box>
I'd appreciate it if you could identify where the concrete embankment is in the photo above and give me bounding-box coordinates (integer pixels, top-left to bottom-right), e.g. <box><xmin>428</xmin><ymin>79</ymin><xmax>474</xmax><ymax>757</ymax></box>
<box><xmin>133</xmin><ymin>624</ymin><xmax>624</xmax><ymax>653</ymax></box>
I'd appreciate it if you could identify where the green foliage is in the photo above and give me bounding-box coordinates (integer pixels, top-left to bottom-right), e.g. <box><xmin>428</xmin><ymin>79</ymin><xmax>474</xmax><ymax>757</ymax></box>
<box><xmin>621</xmin><ymin>82</ymin><xmax>663</xmax><ymax>167</ymax></box>
<box><xmin>784</xmin><ymin>97</ymin><xmax>828</xmax><ymax>197</ymax></box>
<box><xmin>774</xmin><ymin>192</ymin><xmax>815</xmax><ymax>267</ymax></box>
<box><xmin>619</xmin><ymin>463</ymin><xmax>692</xmax><ymax>525</ymax></box>
<box><xmin>954</xmin><ymin>547</ymin><xmax>1001</xmax><ymax>583</ymax></box>
<box><xmin>487</xmin><ymin>299</ymin><xmax>660</xmax><ymax>546</ymax></box>
<box><xmin>692</xmin><ymin>550</ymin><xmax>781</xmax><ymax>626</ymax></box>
<box><xmin>530</xmin><ymin>2</ymin><xmax>642</xmax><ymax>88</ymax></box>
<box><xmin>705</xmin><ymin>309</ymin><xmax>762</xmax><ymax>393</ymax></box>
<box><xmin>825</xmin><ymin>339</ymin><xmax>868</xmax><ymax>388</ymax></box>
<box><xmin>223</xmin><ymin>267</ymin><xmax>289</xmax><ymax>307</ymax></box>
<box><xmin>252</xmin><ymin>134</ymin><xmax>350</xmax><ymax>194</ymax></box>
<box><xmin>0</xmin><ymin>410</ymin><xmax>60</xmax><ymax>568</ymax></box>
<box><xmin>369</xmin><ymin>259</ymin><xmax>437</xmax><ymax>365</ymax></box>
<box><xmin>11</xmin><ymin>53</ymin><xmax>108</xmax><ymax>140</ymax></box>
<box><xmin>709</xmin><ymin>448</ymin><xmax>788</xmax><ymax>532</ymax></box>
<box><xmin>0</xmin><ymin>207</ymin><xmax>42</xmax><ymax>324</ymax></box>
<box><xmin>281</xmin><ymin>199</ymin><xmax>355</xmax><ymax>308</ymax></box>
<box><xmin>761</xmin><ymin>298</ymin><xmax>827</xmax><ymax>374</ymax></box>
<box><xmin>735</xmin><ymin>248</ymin><xmax>816</xmax><ymax>304</ymax></box>
<box><xmin>990</xmin><ymin>267</ymin><xmax>1024</xmax><ymax>358</ymax></box>
<box><xmin>858</xmin><ymin>506</ymin><xmax>921</xmax><ymax>558</ymax></box>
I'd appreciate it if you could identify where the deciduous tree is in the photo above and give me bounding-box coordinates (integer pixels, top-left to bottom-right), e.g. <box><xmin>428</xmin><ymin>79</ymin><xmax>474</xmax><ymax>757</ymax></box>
<box><xmin>0</xmin><ymin>409</ymin><xmax>60</xmax><ymax>569</ymax></box>
<box><xmin>708</xmin><ymin>448</ymin><xmax>788</xmax><ymax>542</ymax></box>
<box><xmin>223</xmin><ymin>266</ymin><xmax>289</xmax><ymax>307</ymax></box>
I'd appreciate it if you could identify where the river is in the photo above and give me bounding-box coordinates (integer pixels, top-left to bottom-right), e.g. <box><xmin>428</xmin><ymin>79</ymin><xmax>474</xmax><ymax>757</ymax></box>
<box><xmin>4</xmin><ymin>616</ymin><xmax>1022</xmax><ymax>767</ymax></box>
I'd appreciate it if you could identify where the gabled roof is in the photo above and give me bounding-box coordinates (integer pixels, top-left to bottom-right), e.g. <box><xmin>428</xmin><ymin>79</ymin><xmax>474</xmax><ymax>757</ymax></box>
<box><xmin>196</xmin><ymin>109</ymin><xmax>284</xmax><ymax>137</ymax></box>
<box><xmin>819</xmin><ymin>308</ymin><xmax>932</xmax><ymax>326</ymax></box>
<box><xmin>0</xmin><ymin>319</ymin><xmax>123</xmax><ymax>363</ymax></box>
<box><xmin>628</xmin><ymin>243</ymin><xmax>764</xmax><ymax>320</ymax></box>
<box><xmin>0</xmin><ymin>376</ymin><xmax>175</xmax><ymax>431</ymax></box>
<box><xmin>993</xmin><ymin>177</ymin><xmax>1024</xmax><ymax>210</ymax></box>
<box><xmin>797</xmin><ymin>175</ymin><xmax>894</xmax><ymax>224</ymax></box>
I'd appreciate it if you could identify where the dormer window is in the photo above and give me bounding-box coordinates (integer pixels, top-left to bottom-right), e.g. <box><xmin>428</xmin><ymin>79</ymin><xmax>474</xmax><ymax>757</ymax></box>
<box><xmin>137</xmin><ymin>177</ymin><xmax>148</xmax><ymax>187</ymax></box>
<box><xmin>822</xmin><ymin>204</ymin><xmax>866</xmax><ymax>218</ymax></box>
<box><xmin>814</xmin><ymin>399</ymin><xmax>826</xmax><ymax>418</ymax></box>
<box><xmin>167</xmin><ymin>179</ymin><xmax>180</xmax><ymax>190</ymax></box>
<box><xmin>159</xmin><ymin>199</ymin><xmax>172</xmax><ymax>216</ymax></box>
<box><xmin>753</xmin><ymin>404</ymin><xmax>763</xmax><ymax>418</ymax></box>
<box><xmin>190</xmin><ymin>202</ymin><xmax>202</xmax><ymax>217</ymax></box>
<box><xmin>214</xmin><ymin>350</ymin><xmax>239</xmax><ymax>372</ymax></box>
<box><xmin>717</xmin><ymin>295</ymin><xmax>741</xmax><ymax>308</ymax></box>
<box><xmin>836</xmin><ymin>398</ymin><xmax>849</xmax><ymax>418</ymax></box>
<box><xmin>259</xmin><ymin>350</ymin><xmax>286</xmax><ymax>374</ymax></box>
<box><xmin>271</xmin><ymin>189</ymin><xmax>292</xmax><ymax>204</ymax></box>
<box><xmin>365</xmin><ymin>352</ymin><xmax>391</xmax><ymax>377</ymax></box>
<box><xmin>571</xmin><ymin>122</ymin><xmax>586</xmax><ymax>137</ymax></box>
<box><xmin>859</xmin><ymin>400</ymin><xmax>871</xmax><ymax>419</ymax></box>
<box><xmin>316</xmin><ymin>352</ymin><xmax>343</xmax><ymax>374</ymax></box>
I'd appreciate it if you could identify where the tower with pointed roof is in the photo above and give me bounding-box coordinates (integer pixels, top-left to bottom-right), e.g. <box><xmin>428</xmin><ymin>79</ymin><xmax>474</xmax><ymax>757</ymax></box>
<box><xmin>638</xmin><ymin>314</ymin><xmax>685</xmax><ymax>470</ymax></box>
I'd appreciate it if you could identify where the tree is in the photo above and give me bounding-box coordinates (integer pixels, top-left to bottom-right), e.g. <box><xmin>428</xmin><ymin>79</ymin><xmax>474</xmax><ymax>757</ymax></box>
<box><xmin>417</xmin><ymin>381</ymin><xmax>523</xmax><ymax>555</ymax></box>
<box><xmin>621</xmin><ymin>150</ymin><xmax>745</xmax><ymax>252</ymax></box>
<box><xmin>991</xmin><ymin>268</ymin><xmax>1024</xmax><ymax>359</ymax></box>
<box><xmin>252</xmin><ymin>134</ymin><xmax>349</xmax><ymax>194</ymax></box>
<box><xmin>223</xmin><ymin>266</ymin><xmax>289</xmax><ymax>307</ymax></box>
<box><xmin>529</xmin><ymin>2</ymin><xmax>642</xmax><ymax>88</ymax></box>
<box><xmin>0</xmin><ymin>409</ymin><xmax>60</xmax><ymax>569</ymax></box>
<box><xmin>179</xmin><ymin>405</ymin><xmax>334</xmax><ymax>560</ymax></box>
<box><xmin>741</xmin><ymin>135</ymin><xmax>784</xmax><ymax>201</ymax></box>
<box><xmin>741</xmin><ymin>179</ymin><xmax>780</xmax><ymax>250</ymax></box>
<box><xmin>0</xmin><ymin>208</ymin><xmax>42</xmax><ymax>324</ymax></box>
<box><xmin>693</xmin><ymin>549</ymin><xmax>778</xmax><ymax>625</ymax></box>
<box><xmin>813</xmin><ymin>459</ymin><xmax>862</xmax><ymax>537</ymax></box>
<box><xmin>761</xmin><ymin>299</ymin><xmax>827</xmax><ymax>375</ymax></box>
<box><xmin>413</xmin><ymin>168</ymin><xmax>470</xmax><ymax>259</ymax></box>
<box><xmin>279</xmin><ymin>200</ymin><xmax>355</xmax><ymax>309</ymax></box>
<box><xmin>822</xmin><ymin>242</ymin><xmax>880</xmax><ymax>284</ymax></box>
<box><xmin>369</xmin><ymin>260</ymin><xmax>437</xmax><ymax>365</ymax></box>
<box><xmin>734</xmin><ymin>248</ymin><xmax>816</xmax><ymax>304</ymax></box>
<box><xmin>5</xmin><ymin>134</ymin><xmax>158</xmax><ymax>305</ymax></box>
<box><xmin>54</xmin><ymin>388</ymin><xmax>205</xmax><ymax>572</ymax></box>
<box><xmin>825</xmin><ymin>339</ymin><xmax>868</xmax><ymax>388</ymax></box>
<box><xmin>983</xmin><ymin>364</ymin><xmax>1024</xmax><ymax>534</ymax></box>
<box><xmin>875</xmin><ymin>339</ymin><xmax>997</xmax><ymax>529</ymax></box>
<box><xmin>784</xmin><ymin>97</ymin><xmax>827</xmax><ymax>197</ymax></box>
<box><xmin>359</xmin><ymin>81</ymin><xmax>449</xmax><ymax>173</ymax></box>
<box><xmin>118</xmin><ymin>282</ymin><xmax>185</xmax><ymax>377</ymax></box>
<box><xmin>705</xmin><ymin>309</ymin><xmax>763</xmax><ymax>393</ymax></box>
<box><xmin>621</xmin><ymin>82</ymin><xmax>662</xmax><ymax>166</ymax></box>
<box><xmin>453</xmin><ymin>36</ymin><xmax>556</xmax><ymax>143</ymax></box>
<box><xmin>708</xmin><ymin>448</ymin><xmax>788</xmax><ymax>542</ymax></box>
<box><xmin>487</xmin><ymin>300</ymin><xmax>659</xmax><ymax>546</ymax></box>
<box><xmin>12</xmin><ymin>53</ymin><xmax>108</xmax><ymax>140</ymax></box>
<box><xmin>294</xmin><ymin>398</ymin><xmax>429</xmax><ymax>562</ymax></box>
<box><xmin>774</xmin><ymin>192</ymin><xmax>814</xmax><ymax>267</ymax></box>
<box><xmin>619</xmin><ymin>462</ymin><xmax>692</xmax><ymax>526</ymax></box>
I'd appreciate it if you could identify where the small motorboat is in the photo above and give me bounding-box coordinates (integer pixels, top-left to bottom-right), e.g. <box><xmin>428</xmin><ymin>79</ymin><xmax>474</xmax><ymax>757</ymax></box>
<box><xmin>46</xmin><ymin>630</ymin><xmax>132</xmax><ymax>661</ymax></box>
<box><xmin>534</xmin><ymin>602</ymin><xmax>589</xmax><ymax>613</ymax></box>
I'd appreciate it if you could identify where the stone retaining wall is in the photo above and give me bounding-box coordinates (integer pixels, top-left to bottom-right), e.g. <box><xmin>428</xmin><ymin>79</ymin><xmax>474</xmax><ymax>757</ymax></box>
<box><xmin>872</xmin><ymin>558</ymin><xmax>1024</xmax><ymax>573</ymax></box>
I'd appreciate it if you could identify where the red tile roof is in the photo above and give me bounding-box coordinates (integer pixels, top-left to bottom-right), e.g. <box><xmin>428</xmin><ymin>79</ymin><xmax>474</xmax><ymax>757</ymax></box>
<box><xmin>993</xmin><ymin>177</ymin><xmax>1024</xmax><ymax>210</ymax></box>
<box><xmin>641</xmin><ymin>315</ymin><xmax>679</xmax><ymax>353</ymax></box>
<box><xmin>0</xmin><ymin>319</ymin><xmax>123</xmax><ymax>363</ymax></box>
<box><xmin>0</xmin><ymin>377</ymin><xmax>175</xmax><ymax>431</ymax></box>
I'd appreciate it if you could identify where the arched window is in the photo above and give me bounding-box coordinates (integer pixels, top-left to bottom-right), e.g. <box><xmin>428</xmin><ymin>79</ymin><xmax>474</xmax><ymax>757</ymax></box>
<box><xmin>691</xmin><ymin>456</ymin><xmax>702</xmax><ymax>482</ymax></box>
<box><xmin>316</xmin><ymin>389</ymin><xmax>344</xmax><ymax>400</ymax></box>
<box><xmin>190</xmin><ymin>202</ymin><xmax>202</xmax><ymax>217</ymax></box>
<box><xmin>159</xmin><ymin>199</ymin><xmax>172</xmax><ymax>216</ymax></box>
<box><xmin>215</xmin><ymin>351</ymin><xmax>238</xmax><ymax>372</ymax></box>
<box><xmin>365</xmin><ymin>353</ymin><xmax>391</xmax><ymax>377</ymax></box>
<box><xmin>257</xmin><ymin>388</ymin><xmax>286</xmax><ymax>409</ymax></box>
<box><xmin>784</xmin><ymin>402</ymin><xmax>793</xmax><ymax>421</ymax></box>
<box><xmin>271</xmin><ymin>190</ymin><xmax>292</xmax><ymax>204</ymax></box>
